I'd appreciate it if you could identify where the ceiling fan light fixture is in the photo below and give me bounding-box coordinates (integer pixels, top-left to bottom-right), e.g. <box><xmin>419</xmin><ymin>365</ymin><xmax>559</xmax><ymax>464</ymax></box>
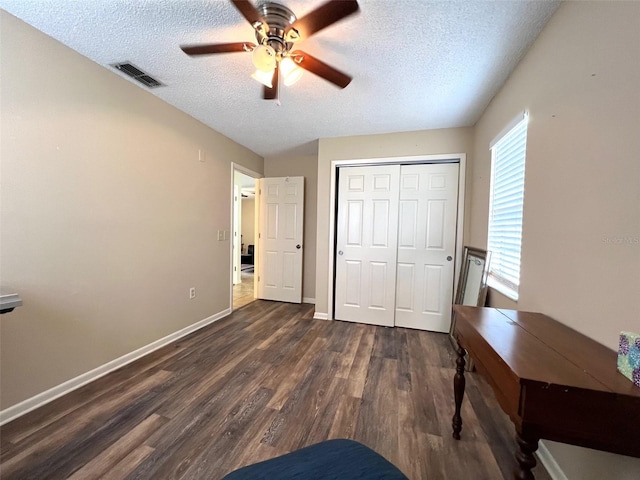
<box><xmin>280</xmin><ymin>57</ymin><xmax>303</xmax><ymax>86</ymax></box>
<box><xmin>285</xmin><ymin>27</ymin><xmax>300</xmax><ymax>43</ymax></box>
<box><xmin>252</xmin><ymin>44</ymin><xmax>276</xmax><ymax>72</ymax></box>
<box><xmin>251</xmin><ymin>68</ymin><xmax>274</xmax><ymax>88</ymax></box>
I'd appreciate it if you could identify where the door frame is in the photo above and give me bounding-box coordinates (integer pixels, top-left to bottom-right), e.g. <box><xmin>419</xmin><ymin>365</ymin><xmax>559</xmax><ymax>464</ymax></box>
<box><xmin>233</xmin><ymin>184</ymin><xmax>241</xmax><ymax>286</ymax></box>
<box><xmin>327</xmin><ymin>154</ymin><xmax>467</xmax><ymax>321</ymax></box>
<box><xmin>230</xmin><ymin>163</ymin><xmax>262</xmax><ymax>311</ymax></box>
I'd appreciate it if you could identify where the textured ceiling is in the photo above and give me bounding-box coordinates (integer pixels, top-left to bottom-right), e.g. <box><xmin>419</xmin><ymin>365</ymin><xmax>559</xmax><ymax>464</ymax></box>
<box><xmin>0</xmin><ymin>0</ymin><xmax>560</xmax><ymax>157</ymax></box>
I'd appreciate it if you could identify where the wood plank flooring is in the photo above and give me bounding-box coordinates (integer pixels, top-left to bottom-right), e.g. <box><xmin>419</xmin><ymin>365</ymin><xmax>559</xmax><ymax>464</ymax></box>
<box><xmin>0</xmin><ymin>301</ymin><xmax>552</xmax><ymax>479</ymax></box>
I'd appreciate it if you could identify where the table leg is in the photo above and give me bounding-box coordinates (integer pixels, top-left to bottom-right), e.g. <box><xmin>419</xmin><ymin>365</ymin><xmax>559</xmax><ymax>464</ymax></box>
<box><xmin>452</xmin><ymin>345</ymin><xmax>466</xmax><ymax>440</ymax></box>
<box><xmin>513</xmin><ymin>432</ymin><xmax>539</xmax><ymax>480</ymax></box>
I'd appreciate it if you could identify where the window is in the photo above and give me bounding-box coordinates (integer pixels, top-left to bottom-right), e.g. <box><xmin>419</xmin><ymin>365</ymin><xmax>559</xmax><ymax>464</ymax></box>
<box><xmin>487</xmin><ymin>113</ymin><xmax>528</xmax><ymax>300</ymax></box>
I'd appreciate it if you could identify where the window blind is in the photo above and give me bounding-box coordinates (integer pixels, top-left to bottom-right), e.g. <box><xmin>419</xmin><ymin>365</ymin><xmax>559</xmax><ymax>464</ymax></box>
<box><xmin>487</xmin><ymin>114</ymin><xmax>528</xmax><ymax>299</ymax></box>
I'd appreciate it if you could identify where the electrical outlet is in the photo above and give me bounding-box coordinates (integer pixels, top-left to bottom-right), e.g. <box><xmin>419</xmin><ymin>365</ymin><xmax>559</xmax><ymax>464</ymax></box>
<box><xmin>189</xmin><ymin>287</ymin><xmax>196</xmax><ymax>299</ymax></box>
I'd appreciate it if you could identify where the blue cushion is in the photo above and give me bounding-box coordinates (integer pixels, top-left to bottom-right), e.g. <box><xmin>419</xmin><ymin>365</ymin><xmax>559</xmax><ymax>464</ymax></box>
<box><xmin>222</xmin><ymin>439</ymin><xmax>408</xmax><ymax>480</ymax></box>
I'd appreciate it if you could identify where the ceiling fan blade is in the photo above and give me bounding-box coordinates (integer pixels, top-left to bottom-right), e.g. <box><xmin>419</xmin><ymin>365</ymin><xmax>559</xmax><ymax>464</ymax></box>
<box><xmin>231</xmin><ymin>0</ymin><xmax>267</xmax><ymax>28</ymax></box>
<box><xmin>286</xmin><ymin>0</ymin><xmax>359</xmax><ymax>41</ymax></box>
<box><xmin>264</xmin><ymin>64</ymin><xmax>279</xmax><ymax>100</ymax></box>
<box><xmin>181</xmin><ymin>42</ymin><xmax>256</xmax><ymax>55</ymax></box>
<box><xmin>292</xmin><ymin>50</ymin><xmax>352</xmax><ymax>89</ymax></box>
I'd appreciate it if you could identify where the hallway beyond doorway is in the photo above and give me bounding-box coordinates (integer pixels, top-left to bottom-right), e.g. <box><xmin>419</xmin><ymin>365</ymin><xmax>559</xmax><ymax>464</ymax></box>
<box><xmin>233</xmin><ymin>269</ymin><xmax>254</xmax><ymax>309</ymax></box>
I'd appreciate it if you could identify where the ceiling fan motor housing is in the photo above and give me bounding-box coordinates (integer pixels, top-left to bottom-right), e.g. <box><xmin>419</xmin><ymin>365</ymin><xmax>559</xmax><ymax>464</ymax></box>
<box><xmin>255</xmin><ymin>1</ymin><xmax>297</xmax><ymax>55</ymax></box>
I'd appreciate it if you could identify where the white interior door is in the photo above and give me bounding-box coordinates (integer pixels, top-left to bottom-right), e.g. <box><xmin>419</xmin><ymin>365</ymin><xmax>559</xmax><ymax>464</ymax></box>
<box><xmin>394</xmin><ymin>163</ymin><xmax>459</xmax><ymax>332</ymax></box>
<box><xmin>334</xmin><ymin>165</ymin><xmax>400</xmax><ymax>327</ymax></box>
<box><xmin>257</xmin><ymin>176</ymin><xmax>304</xmax><ymax>303</ymax></box>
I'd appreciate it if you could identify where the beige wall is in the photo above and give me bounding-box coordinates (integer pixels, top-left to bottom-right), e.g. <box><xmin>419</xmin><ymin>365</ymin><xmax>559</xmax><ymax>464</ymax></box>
<box><xmin>0</xmin><ymin>12</ymin><xmax>263</xmax><ymax>409</ymax></box>
<box><xmin>264</xmin><ymin>155</ymin><xmax>318</xmax><ymax>302</ymax></box>
<box><xmin>315</xmin><ymin>128</ymin><xmax>474</xmax><ymax>316</ymax></box>
<box><xmin>241</xmin><ymin>198</ymin><xmax>255</xmax><ymax>252</ymax></box>
<box><xmin>470</xmin><ymin>2</ymin><xmax>640</xmax><ymax>478</ymax></box>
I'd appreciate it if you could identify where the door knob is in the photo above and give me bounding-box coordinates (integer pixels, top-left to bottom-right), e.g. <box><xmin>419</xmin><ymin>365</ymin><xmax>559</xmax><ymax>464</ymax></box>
<box><xmin>338</xmin><ymin>250</ymin><xmax>344</xmax><ymax>256</ymax></box>
<box><xmin>447</xmin><ymin>256</ymin><xmax>453</xmax><ymax>261</ymax></box>
<box><xmin>296</xmin><ymin>244</ymin><xmax>302</xmax><ymax>249</ymax></box>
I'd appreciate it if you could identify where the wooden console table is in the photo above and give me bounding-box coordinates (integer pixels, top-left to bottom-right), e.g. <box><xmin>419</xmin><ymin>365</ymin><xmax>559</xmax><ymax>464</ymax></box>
<box><xmin>451</xmin><ymin>305</ymin><xmax>640</xmax><ymax>480</ymax></box>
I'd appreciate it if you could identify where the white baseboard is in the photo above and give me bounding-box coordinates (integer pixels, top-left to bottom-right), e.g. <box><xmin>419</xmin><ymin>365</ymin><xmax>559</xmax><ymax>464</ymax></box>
<box><xmin>302</xmin><ymin>297</ymin><xmax>316</xmax><ymax>304</ymax></box>
<box><xmin>0</xmin><ymin>308</ymin><xmax>231</xmax><ymax>426</ymax></box>
<box><xmin>537</xmin><ymin>441</ymin><xmax>569</xmax><ymax>480</ymax></box>
<box><xmin>313</xmin><ymin>312</ymin><xmax>329</xmax><ymax>320</ymax></box>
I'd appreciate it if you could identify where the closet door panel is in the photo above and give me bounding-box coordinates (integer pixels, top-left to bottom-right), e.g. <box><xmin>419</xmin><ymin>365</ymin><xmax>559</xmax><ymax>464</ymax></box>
<box><xmin>334</xmin><ymin>165</ymin><xmax>400</xmax><ymax>327</ymax></box>
<box><xmin>395</xmin><ymin>163</ymin><xmax>459</xmax><ymax>332</ymax></box>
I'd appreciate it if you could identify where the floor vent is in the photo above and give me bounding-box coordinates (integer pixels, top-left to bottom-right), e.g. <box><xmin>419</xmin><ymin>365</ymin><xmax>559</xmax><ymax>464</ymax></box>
<box><xmin>111</xmin><ymin>62</ymin><xmax>164</xmax><ymax>88</ymax></box>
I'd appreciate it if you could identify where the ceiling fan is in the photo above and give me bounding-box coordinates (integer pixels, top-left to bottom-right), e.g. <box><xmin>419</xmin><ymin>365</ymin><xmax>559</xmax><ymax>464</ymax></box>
<box><xmin>180</xmin><ymin>0</ymin><xmax>360</xmax><ymax>100</ymax></box>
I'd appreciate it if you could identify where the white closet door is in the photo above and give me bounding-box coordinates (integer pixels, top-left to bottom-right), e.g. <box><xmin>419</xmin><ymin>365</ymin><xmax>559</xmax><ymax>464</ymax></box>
<box><xmin>395</xmin><ymin>163</ymin><xmax>459</xmax><ymax>332</ymax></box>
<box><xmin>334</xmin><ymin>165</ymin><xmax>400</xmax><ymax>327</ymax></box>
<box><xmin>257</xmin><ymin>176</ymin><xmax>304</xmax><ymax>303</ymax></box>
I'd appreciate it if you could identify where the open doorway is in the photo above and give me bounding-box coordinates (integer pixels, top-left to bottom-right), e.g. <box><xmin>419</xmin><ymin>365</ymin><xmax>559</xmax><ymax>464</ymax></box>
<box><xmin>232</xmin><ymin>166</ymin><xmax>259</xmax><ymax>310</ymax></box>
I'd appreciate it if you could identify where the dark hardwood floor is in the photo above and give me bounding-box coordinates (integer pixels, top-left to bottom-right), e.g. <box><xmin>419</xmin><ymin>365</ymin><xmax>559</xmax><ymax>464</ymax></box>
<box><xmin>0</xmin><ymin>301</ymin><xmax>552</xmax><ymax>479</ymax></box>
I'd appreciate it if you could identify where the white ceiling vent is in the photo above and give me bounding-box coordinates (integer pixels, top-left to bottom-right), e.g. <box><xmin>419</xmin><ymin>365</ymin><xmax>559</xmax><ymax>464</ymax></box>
<box><xmin>111</xmin><ymin>62</ymin><xmax>164</xmax><ymax>88</ymax></box>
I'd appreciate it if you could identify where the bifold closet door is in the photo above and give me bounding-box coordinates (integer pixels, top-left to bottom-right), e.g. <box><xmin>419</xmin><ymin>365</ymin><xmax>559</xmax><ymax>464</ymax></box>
<box><xmin>335</xmin><ymin>163</ymin><xmax>459</xmax><ymax>332</ymax></box>
<box><xmin>334</xmin><ymin>165</ymin><xmax>400</xmax><ymax>327</ymax></box>
<box><xmin>394</xmin><ymin>163</ymin><xmax>459</xmax><ymax>332</ymax></box>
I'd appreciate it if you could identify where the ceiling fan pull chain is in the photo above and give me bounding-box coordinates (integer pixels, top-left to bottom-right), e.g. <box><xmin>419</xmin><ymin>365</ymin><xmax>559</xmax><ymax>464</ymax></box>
<box><xmin>276</xmin><ymin>66</ymin><xmax>282</xmax><ymax>106</ymax></box>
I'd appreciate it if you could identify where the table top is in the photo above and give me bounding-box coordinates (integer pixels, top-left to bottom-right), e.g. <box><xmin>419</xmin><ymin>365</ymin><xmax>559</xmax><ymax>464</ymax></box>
<box><xmin>0</xmin><ymin>287</ymin><xmax>22</xmax><ymax>313</ymax></box>
<box><xmin>453</xmin><ymin>305</ymin><xmax>640</xmax><ymax>398</ymax></box>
